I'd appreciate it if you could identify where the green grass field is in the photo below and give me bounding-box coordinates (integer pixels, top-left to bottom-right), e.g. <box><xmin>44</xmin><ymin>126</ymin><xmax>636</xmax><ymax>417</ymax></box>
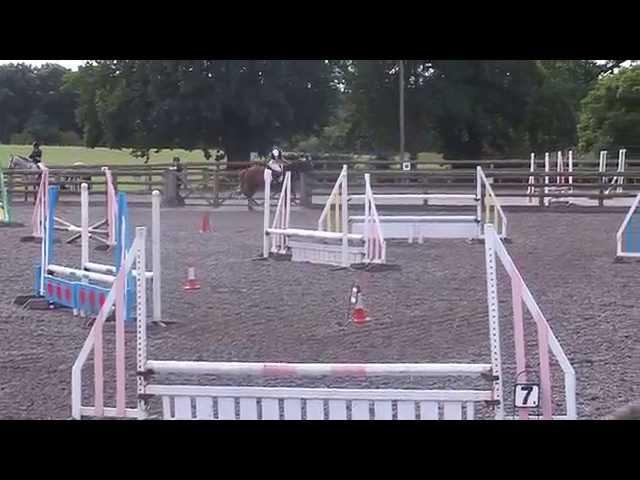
<box><xmin>0</xmin><ymin>145</ymin><xmax>446</xmax><ymax>195</ymax></box>
<box><xmin>0</xmin><ymin>145</ymin><xmax>210</xmax><ymax>169</ymax></box>
<box><xmin>1</xmin><ymin>145</ymin><xmax>445</xmax><ymax>169</ymax></box>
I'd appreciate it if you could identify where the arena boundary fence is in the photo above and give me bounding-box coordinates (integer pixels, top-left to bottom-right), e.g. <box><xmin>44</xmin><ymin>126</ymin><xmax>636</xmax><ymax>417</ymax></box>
<box><xmin>4</xmin><ymin>149</ymin><xmax>640</xmax><ymax>209</ymax></box>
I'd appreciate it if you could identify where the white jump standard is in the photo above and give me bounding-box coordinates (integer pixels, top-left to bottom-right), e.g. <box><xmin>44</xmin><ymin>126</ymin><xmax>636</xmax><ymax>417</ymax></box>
<box><xmin>71</xmin><ymin>224</ymin><xmax>576</xmax><ymax>420</ymax></box>
<box><xmin>20</xmin><ymin>183</ymin><xmax>163</xmax><ymax>325</ymax></box>
<box><xmin>323</xmin><ymin>165</ymin><xmax>507</xmax><ymax>242</ymax></box>
<box><xmin>24</xmin><ymin>166</ymin><xmax>118</xmax><ymax>246</ymax></box>
<box><xmin>263</xmin><ymin>167</ymin><xmax>386</xmax><ymax>268</ymax></box>
<box><xmin>527</xmin><ymin>151</ymin><xmax>574</xmax><ymax>206</ymax></box>
<box><xmin>601</xmin><ymin>149</ymin><xmax>627</xmax><ymax>194</ymax></box>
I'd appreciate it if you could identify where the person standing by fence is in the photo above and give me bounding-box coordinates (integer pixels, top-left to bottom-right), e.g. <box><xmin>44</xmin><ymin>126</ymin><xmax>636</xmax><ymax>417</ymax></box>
<box><xmin>172</xmin><ymin>157</ymin><xmax>186</xmax><ymax>206</ymax></box>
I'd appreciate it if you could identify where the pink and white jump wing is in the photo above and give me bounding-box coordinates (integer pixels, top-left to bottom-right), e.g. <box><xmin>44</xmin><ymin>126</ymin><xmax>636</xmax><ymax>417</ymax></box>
<box><xmin>484</xmin><ymin>224</ymin><xmax>577</xmax><ymax>420</ymax></box>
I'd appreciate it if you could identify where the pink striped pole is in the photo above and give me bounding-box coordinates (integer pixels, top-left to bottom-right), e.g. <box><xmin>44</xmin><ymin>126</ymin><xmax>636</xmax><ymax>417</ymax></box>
<box><xmin>93</xmin><ymin>313</ymin><xmax>104</xmax><ymax>417</ymax></box>
<box><xmin>535</xmin><ymin>312</ymin><xmax>553</xmax><ymax>420</ymax></box>
<box><xmin>507</xmin><ymin>254</ymin><xmax>553</xmax><ymax>419</ymax></box>
<box><xmin>92</xmin><ymin>237</ymin><xmax>129</xmax><ymax>418</ymax></box>
<box><xmin>511</xmin><ymin>279</ymin><xmax>528</xmax><ymax>420</ymax></box>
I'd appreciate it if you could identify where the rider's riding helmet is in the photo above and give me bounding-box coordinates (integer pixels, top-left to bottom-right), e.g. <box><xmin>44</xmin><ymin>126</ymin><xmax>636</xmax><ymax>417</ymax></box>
<box><xmin>271</xmin><ymin>147</ymin><xmax>282</xmax><ymax>161</ymax></box>
<box><xmin>33</xmin><ymin>141</ymin><xmax>40</xmax><ymax>149</ymax></box>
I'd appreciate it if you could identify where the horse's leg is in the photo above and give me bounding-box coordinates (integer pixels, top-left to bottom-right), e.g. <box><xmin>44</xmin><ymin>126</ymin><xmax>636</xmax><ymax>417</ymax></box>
<box><xmin>290</xmin><ymin>174</ymin><xmax>299</xmax><ymax>205</ymax></box>
<box><xmin>246</xmin><ymin>194</ymin><xmax>259</xmax><ymax>211</ymax></box>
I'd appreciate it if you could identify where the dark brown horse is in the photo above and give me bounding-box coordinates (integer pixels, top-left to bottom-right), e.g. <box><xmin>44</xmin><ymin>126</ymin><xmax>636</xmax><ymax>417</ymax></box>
<box><xmin>238</xmin><ymin>157</ymin><xmax>312</xmax><ymax>210</ymax></box>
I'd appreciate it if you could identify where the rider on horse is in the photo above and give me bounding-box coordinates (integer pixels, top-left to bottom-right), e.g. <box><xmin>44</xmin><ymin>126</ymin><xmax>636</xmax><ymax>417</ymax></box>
<box><xmin>29</xmin><ymin>142</ymin><xmax>43</xmax><ymax>166</ymax></box>
<box><xmin>266</xmin><ymin>147</ymin><xmax>289</xmax><ymax>186</ymax></box>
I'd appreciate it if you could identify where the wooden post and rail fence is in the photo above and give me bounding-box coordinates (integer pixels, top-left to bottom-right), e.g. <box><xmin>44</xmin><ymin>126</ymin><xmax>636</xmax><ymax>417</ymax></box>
<box><xmin>3</xmin><ymin>153</ymin><xmax>640</xmax><ymax>210</ymax></box>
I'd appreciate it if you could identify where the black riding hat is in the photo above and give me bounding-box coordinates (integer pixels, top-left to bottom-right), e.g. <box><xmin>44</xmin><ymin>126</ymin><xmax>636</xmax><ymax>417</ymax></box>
<box><xmin>271</xmin><ymin>147</ymin><xmax>282</xmax><ymax>160</ymax></box>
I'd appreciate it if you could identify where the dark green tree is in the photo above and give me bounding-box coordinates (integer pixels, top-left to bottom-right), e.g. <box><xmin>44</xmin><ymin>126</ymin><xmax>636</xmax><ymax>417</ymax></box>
<box><xmin>526</xmin><ymin>61</ymin><xmax>608</xmax><ymax>152</ymax></box>
<box><xmin>0</xmin><ymin>62</ymin><xmax>82</xmax><ymax>144</ymax></box>
<box><xmin>578</xmin><ymin>66</ymin><xmax>640</xmax><ymax>153</ymax></box>
<box><xmin>335</xmin><ymin>60</ymin><xmax>541</xmax><ymax>159</ymax></box>
<box><xmin>0</xmin><ymin>64</ymin><xmax>40</xmax><ymax>143</ymax></box>
<box><xmin>71</xmin><ymin>60</ymin><xmax>338</xmax><ymax>165</ymax></box>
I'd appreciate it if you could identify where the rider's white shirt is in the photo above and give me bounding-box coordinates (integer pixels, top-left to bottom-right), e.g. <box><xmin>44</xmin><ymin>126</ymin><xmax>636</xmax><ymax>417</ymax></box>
<box><xmin>268</xmin><ymin>159</ymin><xmax>282</xmax><ymax>173</ymax></box>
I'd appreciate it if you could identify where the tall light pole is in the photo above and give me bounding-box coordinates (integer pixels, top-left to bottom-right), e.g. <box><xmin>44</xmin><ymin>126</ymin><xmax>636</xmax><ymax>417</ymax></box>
<box><xmin>399</xmin><ymin>60</ymin><xmax>405</xmax><ymax>163</ymax></box>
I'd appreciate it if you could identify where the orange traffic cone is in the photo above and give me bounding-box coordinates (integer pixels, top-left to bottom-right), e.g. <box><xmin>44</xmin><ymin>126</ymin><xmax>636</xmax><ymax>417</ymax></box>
<box><xmin>350</xmin><ymin>285</ymin><xmax>369</xmax><ymax>325</ymax></box>
<box><xmin>183</xmin><ymin>267</ymin><xmax>201</xmax><ymax>290</ymax></box>
<box><xmin>200</xmin><ymin>213</ymin><xmax>212</xmax><ymax>233</ymax></box>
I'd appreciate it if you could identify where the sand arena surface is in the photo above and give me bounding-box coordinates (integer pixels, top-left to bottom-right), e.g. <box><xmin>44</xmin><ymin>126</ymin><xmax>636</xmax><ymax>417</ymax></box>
<box><xmin>1</xmin><ymin>204</ymin><xmax>637</xmax><ymax>419</ymax></box>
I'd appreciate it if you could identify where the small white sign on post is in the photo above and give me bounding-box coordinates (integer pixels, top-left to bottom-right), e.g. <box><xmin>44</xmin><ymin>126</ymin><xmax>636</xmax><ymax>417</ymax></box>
<box><xmin>250</xmin><ymin>152</ymin><xmax>258</xmax><ymax>162</ymax></box>
<box><xmin>402</xmin><ymin>162</ymin><xmax>411</xmax><ymax>171</ymax></box>
<box><xmin>514</xmin><ymin>383</ymin><xmax>540</xmax><ymax>408</ymax></box>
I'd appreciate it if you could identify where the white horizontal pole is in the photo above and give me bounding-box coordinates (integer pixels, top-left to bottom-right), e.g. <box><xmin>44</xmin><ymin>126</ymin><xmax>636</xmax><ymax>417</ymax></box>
<box><xmin>78</xmin><ymin>406</ymin><xmax>141</xmax><ymax>419</ymax></box>
<box><xmin>49</xmin><ymin>263</ymin><xmax>152</xmax><ymax>283</ymax></box>
<box><xmin>54</xmin><ymin>217</ymin><xmax>76</xmax><ymax>228</ymax></box>
<box><xmin>54</xmin><ymin>225</ymin><xmax>109</xmax><ymax>234</ymax></box>
<box><xmin>504</xmin><ymin>414</ymin><xmax>572</xmax><ymax>421</ymax></box>
<box><xmin>267</xmin><ymin>228</ymin><xmax>364</xmax><ymax>242</ymax></box>
<box><xmin>350</xmin><ymin>215</ymin><xmax>477</xmax><ymax>222</ymax></box>
<box><xmin>83</xmin><ymin>262</ymin><xmax>116</xmax><ymax>274</ymax></box>
<box><xmin>349</xmin><ymin>194</ymin><xmax>476</xmax><ymax>200</ymax></box>
<box><xmin>145</xmin><ymin>384</ymin><xmax>494</xmax><ymax>402</ymax></box>
<box><xmin>47</xmin><ymin>265</ymin><xmax>115</xmax><ymax>284</ymax></box>
<box><xmin>147</xmin><ymin>384</ymin><xmax>494</xmax><ymax>403</ymax></box>
<box><xmin>146</xmin><ymin>361</ymin><xmax>492</xmax><ymax>378</ymax></box>
<box><xmin>132</xmin><ymin>270</ymin><xmax>154</xmax><ymax>279</ymax></box>
<box><xmin>616</xmin><ymin>252</ymin><xmax>640</xmax><ymax>258</ymax></box>
<box><xmin>82</xmin><ymin>262</ymin><xmax>152</xmax><ymax>278</ymax></box>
